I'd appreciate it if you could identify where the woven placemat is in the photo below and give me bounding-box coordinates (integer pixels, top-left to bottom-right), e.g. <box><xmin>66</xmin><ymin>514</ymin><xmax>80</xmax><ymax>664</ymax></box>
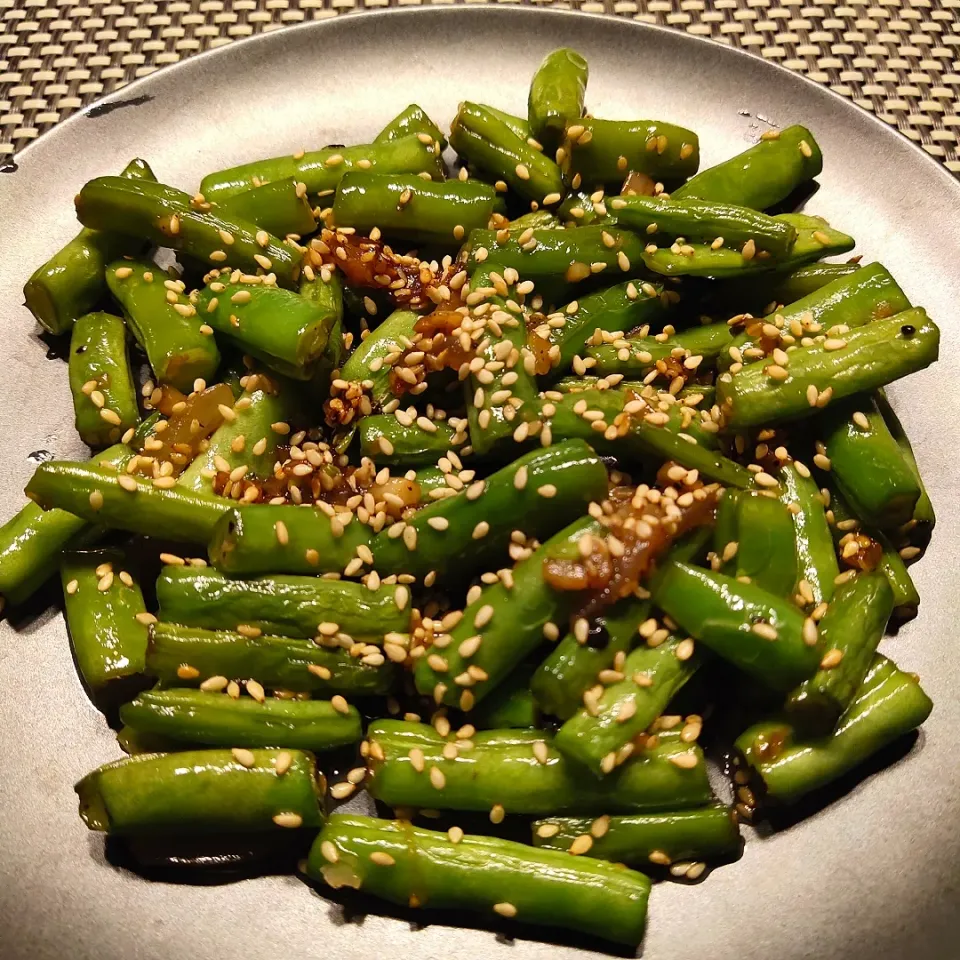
<box><xmin>1</xmin><ymin>0</ymin><xmax>958</xmax><ymax>173</ymax></box>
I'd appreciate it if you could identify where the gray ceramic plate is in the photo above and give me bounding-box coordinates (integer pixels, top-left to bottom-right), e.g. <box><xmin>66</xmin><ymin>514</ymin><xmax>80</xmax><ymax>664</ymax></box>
<box><xmin>1</xmin><ymin>8</ymin><xmax>958</xmax><ymax>960</ymax></box>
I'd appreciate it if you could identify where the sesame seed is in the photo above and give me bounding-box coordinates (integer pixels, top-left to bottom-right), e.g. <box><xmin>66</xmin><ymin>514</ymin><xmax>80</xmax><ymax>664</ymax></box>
<box><xmin>514</xmin><ymin>466</ymin><xmax>528</xmax><ymax>490</ymax></box>
<box><xmin>668</xmin><ymin>751</ymin><xmax>698</xmax><ymax>769</ymax></box>
<box><xmin>135</xmin><ymin>611</ymin><xmax>157</xmax><ymax>625</ymax></box>
<box><xmin>321</xmin><ymin>841</ymin><xmax>339</xmax><ymax>863</ymax></box>
<box><xmin>331</xmin><ymin>695</ymin><xmax>350</xmax><ymax>714</ymax></box>
<box><xmin>490</xmin><ymin>803</ymin><xmax>505</xmax><ymax>824</ymax></box>
<box><xmin>274</xmin><ymin>520</ymin><xmax>289</xmax><ymax>545</ymax></box>
<box><xmin>429</xmin><ymin>766</ymin><xmax>446</xmax><ymax>789</ymax></box>
<box><xmin>493</xmin><ymin>902</ymin><xmax>517</xmax><ymax>918</ymax></box>
<box><xmin>820</xmin><ymin>648</ymin><xmax>844</xmax><ymax>669</ymax></box>
<box><xmin>474</xmin><ymin>604</ymin><xmax>494</xmax><ymax>629</ymax></box>
<box><xmin>370</xmin><ymin>851</ymin><xmax>395</xmax><ymax>866</ymax></box>
<box><xmin>177</xmin><ymin>664</ymin><xmax>199</xmax><ymax>680</ymax></box>
<box><xmin>751</xmin><ymin>622</ymin><xmax>779</xmax><ymax>641</ymax></box>
<box><xmin>515</xmin><ymin>164</ymin><xmax>530</xmax><ymax>180</ymax></box>
<box><xmin>232</xmin><ymin>747</ymin><xmax>256</xmax><ymax>768</ymax></box>
<box><xmin>272</xmin><ymin>812</ymin><xmax>303</xmax><ymax>829</ymax></box>
<box><xmin>472</xmin><ymin>521</ymin><xmax>490</xmax><ymax>539</ymax></box>
<box><xmin>246</xmin><ymin>679</ymin><xmax>266</xmax><ymax>702</ymax></box>
<box><xmin>330</xmin><ymin>781</ymin><xmax>355</xmax><ymax>800</ymax></box>
<box><xmin>448</xmin><ymin>826</ymin><xmax>464</xmax><ymax>844</ymax></box>
<box><xmin>802</xmin><ymin>618</ymin><xmax>819</xmax><ymax>646</ymax></box>
<box><xmin>237</xmin><ymin>624</ymin><xmax>262</xmax><ymax>638</ymax></box>
<box><xmin>799</xmin><ymin>139</ymin><xmax>813</xmax><ymax>158</ymax></box>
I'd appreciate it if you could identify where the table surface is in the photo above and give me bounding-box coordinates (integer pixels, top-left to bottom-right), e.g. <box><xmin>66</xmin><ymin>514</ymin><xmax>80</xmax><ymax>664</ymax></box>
<box><xmin>0</xmin><ymin>0</ymin><xmax>958</xmax><ymax>173</ymax></box>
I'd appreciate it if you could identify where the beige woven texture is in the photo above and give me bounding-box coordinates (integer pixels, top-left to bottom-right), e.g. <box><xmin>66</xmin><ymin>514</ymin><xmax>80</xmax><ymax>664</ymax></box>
<box><xmin>1</xmin><ymin>0</ymin><xmax>958</xmax><ymax>172</ymax></box>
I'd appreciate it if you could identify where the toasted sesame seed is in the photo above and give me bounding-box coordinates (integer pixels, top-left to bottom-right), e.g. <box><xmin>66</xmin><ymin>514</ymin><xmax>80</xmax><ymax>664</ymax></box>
<box><xmin>429</xmin><ymin>766</ymin><xmax>446</xmax><ymax>789</ymax></box>
<box><xmin>569</xmin><ymin>833</ymin><xmax>594</xmax><ymax>856</ymax></box>
<box><xmin>493</xmin><ymin>902</ymin><xmax>517</xmax><ymax>918</ymax></box>
<box><xmin>177</xmin><ymin>664</ymin><xmax>200</xmax><ymax>680</ymax></box>
<box><xmin>820</xmin><ymin>648</ymin><xmax>844</xmax><ymax>669</ymax></box>
<box><xmin>232</xmin><ymin>747</ymin><xmax>256</xmax><ymax>768</ymax></box>
<box><xmin>474</xmin><ymin>604</ymin><xmax>494</xmax><ymax>629</ymax></box>
<box><xmin>490</xmin><ymin>803</ymin><xmax>505</xmax><ymax>824</ymax></box>
<box><xmin>515</xmin><ymin>164</ymin><xmax>530</xmax><ymax>181</ymax></box>
<box><xmin>448</xmin><ymin>826</ymin><xmax>464</xmax><ymax>844</ymax></box>
<box><xmin>329</xmin><ymin>781</ymin><xmax>355</xmax><ymax>800</ymax></box>
<box><xmin>649</xmin><ymin>849</ymin><xmax>672</xmax><ymax>865</ymax></box>
<box><xmin>273</xmin><ymin>812</ymin><xmax>303</xmax><ymax>829</ymax></box>
<box><xmin>246</xmin><ymin>679</ymin><xmax>266</xmax><ymax>702</ymax></box>
<box><xmin>331</xmin><ymin>695</ymin><xmax>350</xmax><ymax>714</ymax></box>
<box><xmin>370</xmin><ymin>851</ymin><xmax>395</xmax><ymax>866</ymax></box>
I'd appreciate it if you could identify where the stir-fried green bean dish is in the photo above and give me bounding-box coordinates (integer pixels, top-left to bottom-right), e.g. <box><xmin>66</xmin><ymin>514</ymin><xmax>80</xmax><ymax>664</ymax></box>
<box><xmin>5</xmin><ymin>48</ymin><xmax>937</xmax><ymax>951</ymax></box>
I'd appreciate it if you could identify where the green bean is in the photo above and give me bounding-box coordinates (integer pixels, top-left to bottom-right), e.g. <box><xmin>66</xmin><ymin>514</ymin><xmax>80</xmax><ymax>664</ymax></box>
<box><xmin>717</xmin><ymin>308</ymin><xmax>939</xmax><ymax>429</ymax></box>
<box><xmin>61</xmin><ymin>547</ymin><xmax>149</xmax><ymax>697</ymax></box>
<box><xmin>23</xmin><ymin>157</ymin><xmax>156</xmax><ymax>336</ymax></box>
<box><xmin>531</xmin><ymin>806</ymin><xmax>741</xmax><ymax>866</ymax></box>
<box><xmin>119</xmin><ymin>688</ymin><xmax>362</xmax><ymax>751</ymax></box>
<box><xmin>653</xmin><ymin>562</ymin><xmax>820</xmax><ymax>691</ymax></box>
<box><xmin>156</xmin><ymin>564</ymin><xmax>409</xmax><ymax>641</ymax></box>
<box><xmin>68</xmin><ymin>312</ymin><xmax>140</xmax><ymax>447</ymax></box>
<box><xmin>611</xmin><ymin>194</ymin><xmax>798</xmax><ymax>257</ymax></box>
<box><xmin>366</xmin><ymin>722</ymin><xmax>712</xmax><ymax>813</ymax></box>
<box><xmin>307</xmin><ymin>814</ymin><xmax>651</xmax><ymax>946</ymax></box>
<box><xmin>818</xmin><ymin>394</ymin><xmax>921</xmax><ymax>530</ymax></box>
<box><xmin>735</xmin><ymin>654</ymin><xmax>931</xmax><ymax>804</ymax></box>
<box><xmin>77</xmin><ymin>177</ymin><xmax>302</xmax><ymax>286</ymax></box>
<box><xmin>449</xmin><ymin>102</ymin><xmax>565</xmax><ymax>205</ymax></box>
<box><xmin>642</xmin><ymin>214</ymin><xmax>853</xmax><ymax>278</ymax></box>
<box><xmin>358</xmin><ymin>415</ymin><xmax>467</xmax><ymax>466</ymax></box>
<box><xmin>76</xmin><ymin>748</ymin><xmax>324</xmax><ymax>834</ymax></box>
<box><xmin>216</xmin><ymin>178</ymin><xmax>317</xmax><ymax>238</ymax></box>
<box><xmin>561</xmin><ymin>118</ymin><xmax>700</xmax><ymax>188</ymax></box>
<box><xmin>527</xmin><ymin>47</ymin><xmax>588</xmax><ymax>148</ymax></box>
<box><xmin>0</xmin><ymin>444</ymin><xmax>131</xmax><ymax>608</ymax></box>
<box><xmin>199</xmin><ymin>134</ymin><xmax>444</xmax><ymax>202</ymax></box>
<box><xmin>339</xmin><ymin>309</ymin><xmax>418</xmax><ymax>406</ymax></box>
<box><xmin>26</xmin><ymin>460</ymin><xmax>231</xmax><ymax>543</ymax></box>
<box><xmin>779</xmin><ymin>462</ymin><xmax>838</xmax><ymax>606</ymax></box>
<box><xmin>106</xmin><ymin>258</ymin><xmax>221</xmax><ymax>392</ymax></box>
<box><xmin>146</xmin><ymin>622</ymin><xmax>396</xmax><ymax>695</ymax></box>
<box><xmin>672</xmin><ymin>126</ymin><xmax>822</xmax><ymax>209</ymax></box>
<box><xmin>374</xmin><ymin>104</ymin><xmax>446</xmax><ymax>149</ymax></box>
<box><xmin>785</xmin><ymin>572</ymin><xmax>893</xmax><ymax>735</ymax></box>
<box><xmin>334</xmin><ymin>173</ymin><xmax>497</xmax><ymax>245</ymax></box>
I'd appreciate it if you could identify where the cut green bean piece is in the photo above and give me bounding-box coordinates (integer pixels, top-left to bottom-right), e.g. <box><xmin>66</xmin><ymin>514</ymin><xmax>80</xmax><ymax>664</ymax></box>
<box><xmin>61</xmin><ymin>547</ymin><xmax>149</xmax><ymax>697</ymax></box>
<box><xmin>450</xmin><ymin>102</ymin><xmax>565</xmax><ymax>205</ymax></box>
<box><xmin>370</xmin><ymin>439</ymin><xmax>608</xmax><ymax>583</ymax></box>
<box><xmin>555</xmin><ymin>634</ymin><xmax>701</xmax><ymax>775</ymax></box>
<box><xmin>466</xmin><ymin>225</ymin><xmax>645</xmax><ymax>288</ymax></box>
<box><xmin>558</xmin><ymin>188</ymin><xmax>615</xmax><ymax>227</ymax></box>
<box><xmin>26</xmin><ymin>460</ymin><xmax>231</xmax><ymax>543</ymax></box>
<box><xmin>156</xmin><ymin>564</ymin><xmax>409</xmax><ymax>641</ymax></box>
<box><xmin>366</xmin><ymin>722</ymin><xmax>712</xmax><ymax>813</ymax></box>
<box><xmin>736</xmin><ymin>654</ymin><xmax>931</xmax><ymax>804</ymax></box>
<box><xmin>531</xmin><ymin>806</ymin><xmax>741</xmax><ymax>866</ymax></box>
<box><xmin>721</xmin><ymin>262</ymin><xmax>911</xmax><ymax>372</ymax></box>
<box><xmin>146</xmin><ymin>622</ymin><xmax>396</xmax><ymax>695</ymax></box>
<box><xmin>77</xmin><ymin>177</ymin><xmax>302</xmax><ymax>286</ymax></box>
<box><xmin>561</xmin><ymin>118</ymin><xmax>700</xmax><ymax>188</ymax></box>
<box><xmin>527</xmin><ymin>47</ymin><xmax>588</xmax><ymax>148</ymax></box>
<box><xmin>76</xmin><ymin>748</ymin><xmax>324</xmax><ymax>834</ymax></box>
<box><xmin>464</xmin><ymin>266</ymin><xmax>540</xmax><ymax>456</ymax></box>
<box><xmin>818</xmin><ymin>394</ymin><xmax>921</xmax><ymax>530</ymax></box>
<box><xmin>106</xmin><ymin>258</ymin><xmax>221</xmax><ymax>392</ymax></box>
<box><xmin>119</xmin><ymin>688</ymin><xmax>362</xmax><ymax>751</ymax></box>
<box><xmin>587</xmin><ymin>320</ymin><xmax>732</xmax><ymax>378</ymax></box>
<box><xmin>873</xmin><ymin>390</ymin><xmax>935</xmax><ymax>536</ymax></box>
<box><xmin>718</xmin><ymin>308</ymin><xmax>939</xmax><ymax>429</ymax></box>
<box><xmin>654</xmin><ymin>562</ymin><xmax>821</xmax><ymax>691</ymax></box>
<box><xmin>307</xmin><ymin>814</ymin><xmax>651</xmax><ymax>947</ymax></box>
<box><xmin>610</xmin><ymin>194</ymin><xmax>797</xmax><ymax>257</ymax></box>
<box><xmin>23</xmin><ymin>157</ymin><xmax>156</xmax><ymax>336</ymax></box>
<box><xmin>0</xmin><ymin>444</ymin><xmax>131</xmax><ymax>608</ymax></box>
<box><xmin>469</xmin><ymin>669</ymin><xmax>541</xmax><ymax>729</ymax></box>
<box><xmin>216</xmin><ymin>178</ymin><xmax>317</xmax><ymax>238</ymax></box>
<box><xmin>642</xmin><ymin>214</ymin><xmax>853</xmax><ymax>278</ymax></box>
<box><xmin>358</xmin><ymin>415</ymin><xmax>467</xmax><ymax>467</ymax></box>
<box><xmin>208</xmin><ymin>503</ymin><xmax>375</xmax><ymax>576</ymax></box>
<box><xmin>785</xmin><ymin>573</ymin><xmax>893</xmax><ymax>736</ymax></box>
<box><xmin>69</xmin><ymin>312</ymin><xmax>140</xmax><ymax>447</ymax></box>
<box><xmin>478</xmin><ymin>105</ymin><xmax>532</xmax><ymax>141</ymax></box>
<box><xmin>672</xmin><ymin>126</ymin><xmax>822</xmax><ymax>210</ymax></box>
<box><xmin>195</xmin><ymin>279</ymin><xmax>338</xmax><ymax>381</ymax></box>
<box><xmin>199</xmin><ymin>135</ymin><xmax>444</xmax><ymax>202</ymax></box>
<box><xmin>334</xmin><ymin>173</ymin><xmax>497</xmax><ymax>245</ymax></box>
<box><xmin>779</xmin><ymin>462</ymin><xmax>838</xmax><ymax>606</ymax></box>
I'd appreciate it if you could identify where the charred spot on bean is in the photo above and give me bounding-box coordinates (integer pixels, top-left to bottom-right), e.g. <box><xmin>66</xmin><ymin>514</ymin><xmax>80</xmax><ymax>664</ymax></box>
<box><xmin>900</xmin><ymin>324</ymin><xmax>915</xmax><ymax>337</ymax></box>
